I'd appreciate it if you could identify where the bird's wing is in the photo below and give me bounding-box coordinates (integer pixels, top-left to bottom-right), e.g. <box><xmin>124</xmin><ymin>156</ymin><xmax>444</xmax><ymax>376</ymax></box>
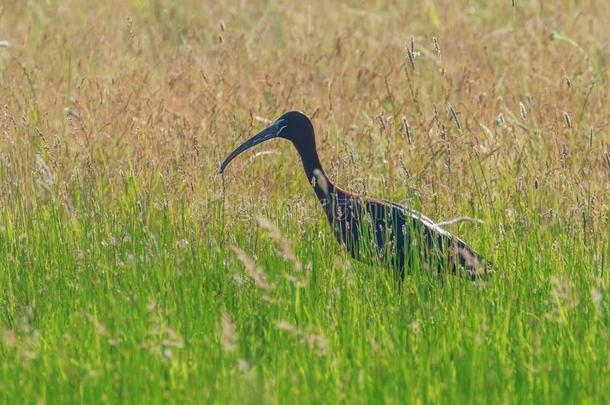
<box><xmin>392</xmin><ymin>202</ymin><xmax>489</xmax><ymax>275</ymax></box>
<box><xmin>383</xmin><ymin>201</ymin><xmax>454</xmax><ymax>238</ymax></box>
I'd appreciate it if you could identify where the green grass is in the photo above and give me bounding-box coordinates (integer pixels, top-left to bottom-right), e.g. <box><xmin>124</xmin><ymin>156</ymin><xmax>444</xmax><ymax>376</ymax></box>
<box><xmin>0</xmin><ymin>171</ymin><xmax>607</xmax><ymax>403</ymax></box>
<box><xmin>0</xmin><ymin>0</ymin><xmax>609</xmax><ymax>403</ymax></box>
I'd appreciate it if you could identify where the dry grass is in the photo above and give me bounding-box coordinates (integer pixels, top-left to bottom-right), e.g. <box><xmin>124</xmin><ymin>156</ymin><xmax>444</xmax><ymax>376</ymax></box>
<box><xmin>1</xmin><ymin>1</ymin><xmax>608</xmax><ymax>212</ymax></box>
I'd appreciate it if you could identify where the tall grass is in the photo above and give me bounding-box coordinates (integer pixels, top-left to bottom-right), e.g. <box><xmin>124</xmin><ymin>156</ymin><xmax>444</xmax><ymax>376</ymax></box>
<box><xmin>0</xmin><ymin>0</ymin><xmax>608</xmax><ymax>403</ymax></box>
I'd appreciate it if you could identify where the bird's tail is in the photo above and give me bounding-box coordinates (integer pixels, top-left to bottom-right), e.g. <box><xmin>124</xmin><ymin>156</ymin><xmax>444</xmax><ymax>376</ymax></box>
<box><xmin>452</xmin><ymin>239</ymin><xmax>493</xmax><ymax>280</ymax></box>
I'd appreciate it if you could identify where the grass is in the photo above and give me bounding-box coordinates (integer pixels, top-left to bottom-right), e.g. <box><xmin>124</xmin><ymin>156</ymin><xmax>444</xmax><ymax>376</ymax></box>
<box><xmin>0</xmin><ymin>0</ymin><xmax>609</xmax><ymax>403</ymax></box>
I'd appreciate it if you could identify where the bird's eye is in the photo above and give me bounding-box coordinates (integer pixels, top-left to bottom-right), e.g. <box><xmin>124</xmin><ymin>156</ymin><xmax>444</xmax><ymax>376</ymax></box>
<box><xmin>275</xmin><ymin>119</ymin><xmax>288</xmax><ymax>135</ymax></box>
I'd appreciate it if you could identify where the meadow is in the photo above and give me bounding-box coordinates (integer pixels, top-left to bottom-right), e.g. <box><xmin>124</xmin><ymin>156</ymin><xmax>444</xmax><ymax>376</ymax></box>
<box><xmin>0</xmin><ymin>0</ymin><xmax>608</xmax><ymax>403</ymax></box>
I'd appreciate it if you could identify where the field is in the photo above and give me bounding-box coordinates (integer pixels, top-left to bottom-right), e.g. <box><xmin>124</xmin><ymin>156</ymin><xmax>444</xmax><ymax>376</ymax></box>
<box><xmin>0</xmin><ymin>0</ymin><xmax>609</xmax><ymax>403</ymax></box>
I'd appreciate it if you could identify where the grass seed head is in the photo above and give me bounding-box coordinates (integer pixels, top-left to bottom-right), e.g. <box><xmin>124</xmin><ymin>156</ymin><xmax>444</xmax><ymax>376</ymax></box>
<box><xmin>230</xmin><ymin>245</ymin><xmax>274</xmax><ymax>291</ymax></box>
<box><xmin>563</xmin><ymin>112</ymin><xmax>572</xmax><ymax>129</ymax></box>
<box><xmin>221</xmin><ymin>311</ymin><xmax>238</xmax><ymax>352</ymax></box>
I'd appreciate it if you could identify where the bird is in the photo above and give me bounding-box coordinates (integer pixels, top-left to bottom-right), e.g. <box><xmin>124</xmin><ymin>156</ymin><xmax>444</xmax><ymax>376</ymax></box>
<box><xmin>220</xmin><ymin>111</ymin><xmax>490</xmax><ymax>280</ymax></box>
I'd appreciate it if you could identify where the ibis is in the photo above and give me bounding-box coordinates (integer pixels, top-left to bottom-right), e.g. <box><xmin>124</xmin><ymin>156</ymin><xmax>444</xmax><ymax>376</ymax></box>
<box><xmin>220</xmin><ymin>111</ymin><xmax>490</xmax><ymax>279</ymax></box>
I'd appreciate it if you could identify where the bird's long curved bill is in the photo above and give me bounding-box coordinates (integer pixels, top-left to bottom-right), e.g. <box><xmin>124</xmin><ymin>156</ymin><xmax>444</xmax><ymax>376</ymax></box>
<box><xmin>219</xmin><ymin>124</ymin><xmax>278</xmax><ymax>173</ymax></box>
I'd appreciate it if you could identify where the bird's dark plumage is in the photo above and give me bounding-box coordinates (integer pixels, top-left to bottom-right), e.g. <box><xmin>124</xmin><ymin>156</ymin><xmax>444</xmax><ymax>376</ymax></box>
<box><xmin>221</xmin><ymin>111</ymin><xmax>489</xmax><ymax>279</ymax></box>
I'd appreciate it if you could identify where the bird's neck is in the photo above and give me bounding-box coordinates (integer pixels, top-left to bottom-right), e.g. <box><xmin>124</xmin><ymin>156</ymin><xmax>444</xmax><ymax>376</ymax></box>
<box><xmin>293</xmin><ymin>141</ymin><xmax>336</xmax><ymax>207</ymax></box>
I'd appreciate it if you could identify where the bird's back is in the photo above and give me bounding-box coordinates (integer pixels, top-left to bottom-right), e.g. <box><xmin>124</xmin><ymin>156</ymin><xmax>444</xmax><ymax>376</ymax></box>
<box><xmin>323</xmin><ymin>190</ymin><xmax>487</xmax><ymax>279</ymax></box>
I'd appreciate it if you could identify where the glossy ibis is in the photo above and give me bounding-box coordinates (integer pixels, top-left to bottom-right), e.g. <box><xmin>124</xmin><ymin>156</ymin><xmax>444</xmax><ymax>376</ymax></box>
<box><xmin>220</xmin><ymin>111</ymin><xmax>489</xmax><ymax>279</ymax></box>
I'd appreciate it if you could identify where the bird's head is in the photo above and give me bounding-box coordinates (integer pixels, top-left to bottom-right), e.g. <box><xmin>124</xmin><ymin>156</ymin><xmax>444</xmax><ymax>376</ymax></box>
<box><xmin>219</xmin><ymin>111</ymin><xmax>314</xmax><ymax>173</ymax></box>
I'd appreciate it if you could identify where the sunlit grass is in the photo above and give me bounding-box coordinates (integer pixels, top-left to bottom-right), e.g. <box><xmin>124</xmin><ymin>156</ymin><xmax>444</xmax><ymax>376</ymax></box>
<box><xmin>0</xmin><ymin>0</ymin><xmax>608</xmax><ymax>403</ymax></box>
